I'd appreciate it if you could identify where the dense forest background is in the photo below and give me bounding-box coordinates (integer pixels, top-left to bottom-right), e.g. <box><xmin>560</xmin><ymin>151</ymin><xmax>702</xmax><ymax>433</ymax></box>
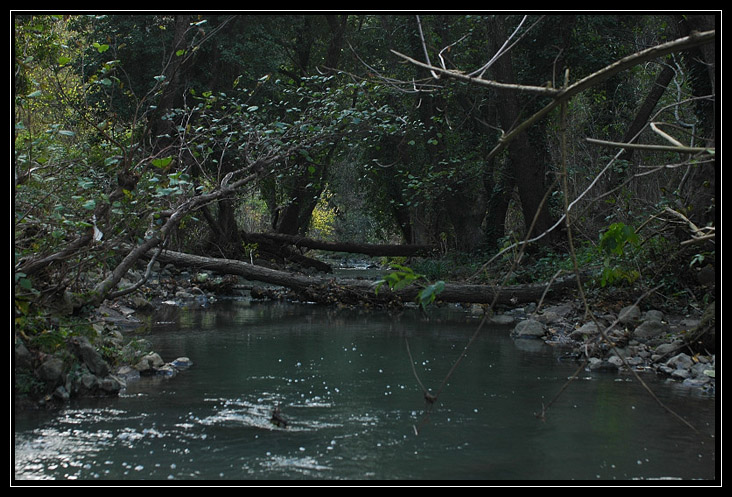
<box><xmin>14</xmin><ymin>13</ymin><xmax>716</xmax><ymax>321</ymax></box>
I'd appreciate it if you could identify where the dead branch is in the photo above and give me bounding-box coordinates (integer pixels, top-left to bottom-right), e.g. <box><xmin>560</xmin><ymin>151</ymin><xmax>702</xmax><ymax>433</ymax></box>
<box><xmin>585</xmin><ymin>137</ymin><xmax>712</xmax><ymax>155</ymax></box>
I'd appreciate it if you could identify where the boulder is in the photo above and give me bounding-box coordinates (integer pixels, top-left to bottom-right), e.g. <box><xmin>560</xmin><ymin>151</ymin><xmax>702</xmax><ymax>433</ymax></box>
<box><xmin>618</xmin><ymin>305</ymin><xmax>641</xmax><ymax>324</ymax></box>
<box><xmin>643</xmin><ymin>309</ymin><xmax>664</xmax><ymax>322</ymax></box>
<box><xmin>134</xmin><ymin>352</ymin><xmax>165</xmax><ymax>374</ymax></box>
<box><xmin>36</xmin><ymin>357</ymin><xmax>66</xmax><ymax>385</ymax></box>
<box><xmin>666</xmin><ymin>352</ymin><xmax>694</xmax><ymax>370</ymax></box>
<box><xmin>511</xmin><ymin>319</ymin><xmax>545</xmax><ymax>339</ymax></box>
<box><xmin>68</xmin><ymin>336</ymin><xmax>110</xmax><ymax>377</ymax></box>
<box><xmin>632</xmin><ymin>319</ymin><xmax>668</xmax><ymax>341</ymax></box>
<box><xmin>14</xmin><ymin>338</ymin><xmax>33</xmax><ymax>370</ymax></box>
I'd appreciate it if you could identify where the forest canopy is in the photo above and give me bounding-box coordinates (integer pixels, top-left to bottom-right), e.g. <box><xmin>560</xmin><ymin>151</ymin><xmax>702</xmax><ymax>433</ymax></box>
<box><xmin>13</xmin><ymin>13</ymin><xmax>716</xmax><ymax>316</ymax></box>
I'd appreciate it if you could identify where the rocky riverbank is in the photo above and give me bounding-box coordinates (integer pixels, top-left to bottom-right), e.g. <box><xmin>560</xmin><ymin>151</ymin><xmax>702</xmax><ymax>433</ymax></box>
<box><xmin>14</xmin><ymin>260</ymin><xmax>715</xmax><ymax>410</ymax></box>
<box><xmin>481</xmin><ymin>298</ymin><xmax>716</xmax><ymax>395</ymax></box>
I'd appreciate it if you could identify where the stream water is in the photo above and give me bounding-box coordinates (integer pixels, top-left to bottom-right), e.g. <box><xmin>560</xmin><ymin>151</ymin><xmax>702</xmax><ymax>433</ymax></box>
<box><xmin>14</xmin><ymin>300</ymin><xmax>716</xmax><ymax>482</ymax></box>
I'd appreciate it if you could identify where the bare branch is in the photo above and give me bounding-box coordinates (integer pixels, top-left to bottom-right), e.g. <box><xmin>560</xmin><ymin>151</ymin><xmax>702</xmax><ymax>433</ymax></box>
<box><xmin>585</xmin><ymin>137</ymin><xmax>713</xmax><ymax>154</ymax></box>
<box><xmin>391</xmin><ymin>49</ymin><xmax>560</xmax><ymax>97</ymax></box>
<box><xmin>483</xmin><ymin>29</ymin><xmax>714</xmax><ymax>162</ymax></box>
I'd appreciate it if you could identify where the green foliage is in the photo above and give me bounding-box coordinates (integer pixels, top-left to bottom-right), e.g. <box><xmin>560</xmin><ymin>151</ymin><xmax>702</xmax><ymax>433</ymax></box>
<box><xmin>597</xmin><ymin>222</ymin><xmax>640</xmax><ymax>287</ymax></box>
<box><xmin>374</xmin><ymin>264</ymin><xmax>423</xmax><ymax>294</ymax></box>
<box><xmin>374</xmin><ymin>264</ymin><xmax>445</xmax><ymax>310</ymax></box>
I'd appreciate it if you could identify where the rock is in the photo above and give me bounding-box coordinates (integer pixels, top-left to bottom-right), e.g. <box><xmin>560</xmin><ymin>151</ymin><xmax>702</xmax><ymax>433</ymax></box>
<box><xmin>682</xmin><ymin>377</ymin><xmax>711</xmax><ymax>388</ymax></box>
<box><xmin>607</xmin><ymin>355</ymin><xmax>624</xmax><ymax>368</ymax></box>
<box><xmin>36</xmin><ymin>357</ymin><xmax>66</xmax><ymax>385</ymax></box>
<box><xmin>696</xmin><ymin>264</ymin><xmax>715</xmax><ymax>287</ymax></box>
<box><xmin>618</xmin><ymin>305</ymin><xmax>641</xmax><ymax>324</ymax></box>
<box><xmin>68</xmin><ymin>336</ymin><xmax>110</xmax><ymax>377</ymax></box>
<box><xmin>52</xmin><ymin>385</ymin><xmax>70</xmax><ymax>402</ymax></box>
<box><xmin>99</xmin><ymin>376</ymin><xmax>123</xmax><ymax>394</ymax></box>
<box><xmin>171</xmin><ymin>357</ymin><xmax>193</xmax><ymax>370</ymax></box>
<box><xmin>130</xmin><ymin>295</ymin><xmax>154</xmax><ymax>311</ymax></box>
<box><xmin>666</xmin><ymin>352</ymin><xmax>694</xmax><ymax>370</ymax></box>
<box><xmin>14</xmin><ymin>338</ymin><xmax>33</xmax><ymax>370</ymax></box>
<box><xmin>588</xmin><ymin>357</ymin><xmax>619</xmax><ymax>372</ymax></box>
<box><xmin>643</xmin><ymin>309</ymin><xmax>664</xmax><ymax>322</ymax></box>
<box><xmin>632</xmin><ymin>319</ymin><xmax>668</xmax><ymax>341</ymax></box>
<box><xmin>511</xmin><ymin>319</ymin><xmax>545</xmax><ymax>339</ymax></box>
<box><xmin>134</xmin><ymin>352</ymin><xmax>165</xmax><ymax>374</ymax></box>
<box><xmin>671</xmin><ymin>368</ymin><xmax>690</xmax><ymax>380</ymax></box>
<box><xmin>654</xmin><ymin>341</ymin><xmax>682</xmax><ymax>358</ymax></box>
<box><xmin>569</xmin><ymin>322</ymin><xmax>600</xmax><ymax>340</ymax></box>
<box><xmin>543</xmin><ymin>303</ymin><xmax>574</xmax><ymax>317</ymax></box>
<box><xmin>489</xmin><ymin>314</ymin><xmax>515</xmax><ymax>326</ymax></box>
<box><xmin>116</xmin><ymin>365</ymin><xmax>141</xmax><ymax>382</ymax></box>
<box><xmin>79</xmin><ymin>372</ymin><xmax>99</xmax><ymax>392</ymax></box>
<box><xmin>156</xmin><ymin>364</ymin><xmax>178</xmax><ymax>377</ymax></box>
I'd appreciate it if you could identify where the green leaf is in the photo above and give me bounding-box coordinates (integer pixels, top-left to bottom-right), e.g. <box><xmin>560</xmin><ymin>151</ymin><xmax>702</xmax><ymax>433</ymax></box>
<box><xmin>151</xmin><ymin>157</ymin><xmax>173</xmax><ymax>169</ymax></box>
<box><xmin>418</xmin><ymin>281</ymin><xmax>445</xmax><ymax>310</ymax></box>
<box><xmin>93</xmin><ymin>42</ymin><xmax>110</xmax><ymax>53</ymax></box>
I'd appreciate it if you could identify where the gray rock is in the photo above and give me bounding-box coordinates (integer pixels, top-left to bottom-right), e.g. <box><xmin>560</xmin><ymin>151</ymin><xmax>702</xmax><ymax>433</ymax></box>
<box><xmin>80</xmin><ymin>372</ymin><xmax>99</xmax><ymax>392</ymax></box>
<box><xmin>666</xmin><ymin>352</ymin><xmax>694</xmax><ymax>370</ymax></box>
<box><xmin>618</xmin><ymin>305</ymin><xmax>641</xmax><ymax>324</ymax></box>
<box><xmin>156</xmin><ymin>364</ymin><xmax>178</xmax><ymax>377</ymax></box>
<box><xmin>99</xmin><ymin>376</ymin><xmax>123</xmax><ymax>394</ymax></box>
<box><xmin>130</xmin><ymin>295</ymin><xmax>154</xmax><ymax>310</ymax></box>
<box><xmin>643</xmin><ymin>309</ymin><xmax>664</xmax><ymax>322</ymax></box>
<box><xmin>14</xmin><ymin>338</ymin><xmax>33</xmax><ymax>370</ymax></box>
<box><xmin>171</xmin><ymin>357</ymin><xmax>193</xmax><ymax>370</ymax></box>
<box><xmin>671</xmin><ymin>368</ymin><xmax>691</xmax><ymax>380</ymax></box>
<box><xmin>543</xmin><ymin>303</ymin><xmax>574</xmax><ymax>318</ymax></box>
<box><xmin>654</xmin><ymin>341</ymin><xmax>682</xmax><ymax>357</ymax></box>
<box><xmin>52</xmin><ymin>385</ymin><xmax>70</xmax><ymax>402</ymax></box>
<box><xmin>607</xmin><ymin>355</ymin><xmax>624</xmax><ymax>367</ymax></box>
<box><xmin>682</xmin><ymin>377</ymin><xmax>711</xmax><ymax>388</ymax></box>
<box><xmin>588</xmin><ymin>357</ymin><xmax>619</xmax><ymax>372</ymax></box>
<box><xmin>68</xmin><ymin>336</ymin><xmax>110</xmax><ymax>377</ymax></box>
<box><xmin>116</xmin><ymin>365</ymin><xmax>141</xmax><ymax>381</ymax></box>
<box><xmin>489</xmin><ymin>314</ymin><xmax>515</xmax><ymax>326</ymax></box>
<box><xmin>134</xmin><ymin>352</ymin><xmax>165</xmax><ymax>374</ymax></box>
<box><xmin>633</xmin><ymin>319</ymin><xmax>668</xmax><ymax>340</ymax></box>
<box><xmin>569</xmin><ymin>322</ymin><xmax>600</xmax><ymax>340</ymax></box>
<box><xmin>511</xmin><ymin>319</ymin><xmax>545</xmax><ymax>338</ymax></box>
<box><xmin>36</xmin><ymin>357</ymin><xmax>66</xmax><ymax>385</ymax></box>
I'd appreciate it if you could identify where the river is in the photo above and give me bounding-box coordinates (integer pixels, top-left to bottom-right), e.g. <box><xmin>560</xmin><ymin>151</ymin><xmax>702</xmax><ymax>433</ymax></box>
<box><xmin>14</xmin><ymin>300</ymin><xmax>716</xmax><ymax>482</ymax></box>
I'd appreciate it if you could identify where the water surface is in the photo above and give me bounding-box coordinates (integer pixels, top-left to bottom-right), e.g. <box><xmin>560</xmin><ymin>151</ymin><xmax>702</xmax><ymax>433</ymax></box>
<box><xmin>14</xmin><ymin>301</ymin><xmax>716</xmax><ymax>481</ymax></box>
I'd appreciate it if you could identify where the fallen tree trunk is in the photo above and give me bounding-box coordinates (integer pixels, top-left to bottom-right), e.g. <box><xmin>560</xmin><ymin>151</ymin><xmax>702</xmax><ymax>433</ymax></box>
<box><xmin>152</xmin><ymin>249</ymin><xmax>580</xmax><ymax>306</ymax></box>
<box><xmin>244</xmin><ymin>232</ymin><xmax>437</xmax><ymax>257</ymax></box>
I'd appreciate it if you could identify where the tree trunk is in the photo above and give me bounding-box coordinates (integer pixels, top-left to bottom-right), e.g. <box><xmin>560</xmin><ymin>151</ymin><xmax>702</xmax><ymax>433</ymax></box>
<box><xmin>490</xmin><ymin>18</ymin><xmax>559</xmax><ymax>246</ymax></box>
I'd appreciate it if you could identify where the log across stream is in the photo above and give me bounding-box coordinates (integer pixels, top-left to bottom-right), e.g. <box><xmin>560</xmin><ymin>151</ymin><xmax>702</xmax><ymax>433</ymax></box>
<box><xmin>152</xmin><ymin>249</ymin><xmax>581</xmax><ymax>307</ymax></box>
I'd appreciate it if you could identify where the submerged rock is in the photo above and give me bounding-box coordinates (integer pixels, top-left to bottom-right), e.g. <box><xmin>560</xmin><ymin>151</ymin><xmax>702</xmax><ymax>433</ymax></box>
<box><xmin>171</xmin><ymin>357</ymin><xmax>193</xmax><ymax>370</ymax></box>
